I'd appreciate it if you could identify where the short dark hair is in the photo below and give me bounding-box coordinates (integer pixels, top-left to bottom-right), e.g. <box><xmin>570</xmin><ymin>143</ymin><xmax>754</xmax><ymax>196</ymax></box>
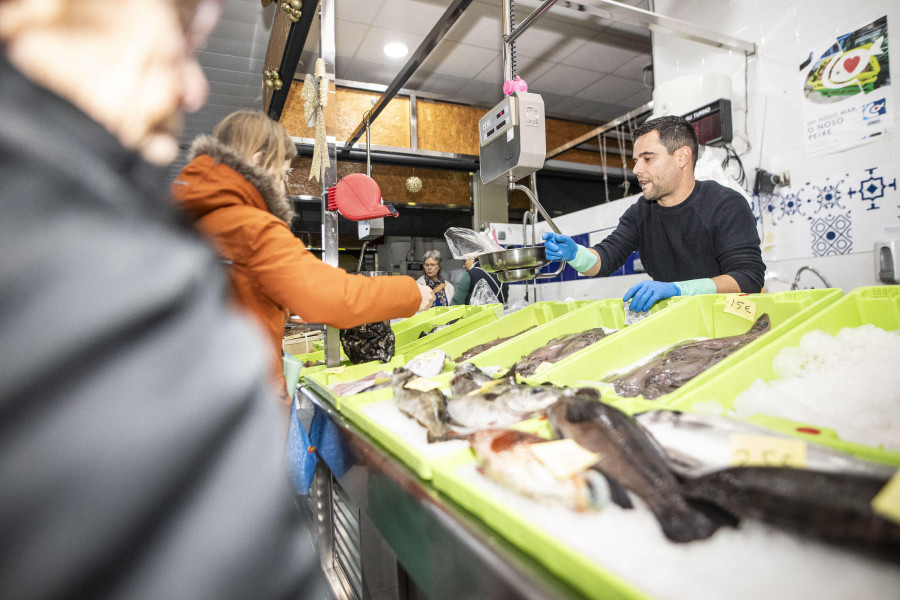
<box><xmin>632</xmin><ymin>115</ymin><xmax>698</xmax><ymax>168</ymax></box>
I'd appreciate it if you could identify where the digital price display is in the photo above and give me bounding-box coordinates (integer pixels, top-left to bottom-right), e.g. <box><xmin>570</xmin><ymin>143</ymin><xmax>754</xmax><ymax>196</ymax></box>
<box><xmin>682</xmin><ymin>98</ymin><xmax>733</xmax><ymax>147</ymax></box>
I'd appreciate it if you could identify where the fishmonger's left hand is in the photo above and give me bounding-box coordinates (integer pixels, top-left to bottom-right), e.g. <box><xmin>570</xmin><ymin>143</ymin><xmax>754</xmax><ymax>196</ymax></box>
<box><xmin>624</xmin><ymin>281</ymin><xmax>680</xmax><ymax>313</ymax></box>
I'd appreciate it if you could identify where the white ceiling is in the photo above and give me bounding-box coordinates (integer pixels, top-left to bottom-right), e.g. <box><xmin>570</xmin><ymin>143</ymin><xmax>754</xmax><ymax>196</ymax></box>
<box><xmin>171</xmin><ymin>0</ymin><xmax>654</xmax><ymax>179</ymax></box>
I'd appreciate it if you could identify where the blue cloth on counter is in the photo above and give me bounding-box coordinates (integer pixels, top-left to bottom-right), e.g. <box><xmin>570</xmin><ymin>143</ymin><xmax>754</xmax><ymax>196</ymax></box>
<box><xmin>286</xmin><ymin>399</ymin><xmax>318</xmax><ymax>495</ymax></box>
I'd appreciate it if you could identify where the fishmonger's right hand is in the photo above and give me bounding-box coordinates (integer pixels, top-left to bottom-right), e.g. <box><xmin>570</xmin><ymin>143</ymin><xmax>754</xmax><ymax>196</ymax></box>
<box><xmin>542</xmin><ymin>232</ymin><xmax>578</xmax><ymax>261</ymax></box>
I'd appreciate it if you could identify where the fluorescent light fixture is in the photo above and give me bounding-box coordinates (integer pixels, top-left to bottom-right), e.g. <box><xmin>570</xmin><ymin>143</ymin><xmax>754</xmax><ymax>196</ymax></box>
<box><xmin>383</xmin><ymin>42</ymin><xmax>409</xmax><ymax>58</ymax></box>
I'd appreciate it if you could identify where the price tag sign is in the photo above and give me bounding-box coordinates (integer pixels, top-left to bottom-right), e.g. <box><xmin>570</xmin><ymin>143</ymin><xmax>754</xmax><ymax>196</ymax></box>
<box><xmin>533</xmin><ymin>361</ymin><xmax>555</xmax><ymax>375</ymax></box>
<box><xmin>404</xmin><ymin>377</ymin><xmax>441</xmax><ymax>392</ymax></box>
<box><xmin>724</xmin><ymin>294</ymin><xmax>757</xmax><ymax>322</ymax></box>
<box><xmin>729</xmin><ymin>434</ymin><xmax>807</xmax><ymax>468</ymax></box>
<box><xmin>323</xmin><ymin>366</ymin><xmax>345</xmax><ymax>374</ymax></box>
<box><xmin>871</xmin><ymin>469</ymin><xmax>900</xmax><ymax>526</ymax></box>
<box><xmin>528</xmin><ymin>439</ymin><xmax>602</xmax><ymax>480</ymax></box>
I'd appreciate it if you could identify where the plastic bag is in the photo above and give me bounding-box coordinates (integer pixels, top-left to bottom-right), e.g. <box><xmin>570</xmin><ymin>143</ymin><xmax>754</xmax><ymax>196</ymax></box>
<box><xmin>340</xmin><ymin>321</ymin><xmax>395</xmax><ymax>363</ymax></box>
<box><xmin>444</xmin><ymin>227</ymin><xmax>504</xmax><ymax>259</ymax></box>
<box><xmin>470</xmin><ymin>278</ymin><xmax>499</xmax><ymax>305</ymax></box>
<box><xmin>285</xmin><ymin>398</ymin><xmax>318</xmax><ymax>495</ymax></box>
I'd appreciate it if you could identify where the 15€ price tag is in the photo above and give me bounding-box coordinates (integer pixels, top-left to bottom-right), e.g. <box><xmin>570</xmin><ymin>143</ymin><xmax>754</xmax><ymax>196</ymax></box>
<box><xmin>871</xmin><ymin>469</ymin><xmax>900</xmax><ymax>526</ymax></box>
<box><xmin>404</xmin><ymin>377</ymin><xmax>441</xmax><ymax>392</ymax></box>
<box><xmin>729</xmin><ymin>434</ymin><xmax>807</xmax><ymax>468</ymax></box>
<box><xmin>724</xmin><ymin>294</ymin><xmax>757</xmax><ymax>322</ymax></box>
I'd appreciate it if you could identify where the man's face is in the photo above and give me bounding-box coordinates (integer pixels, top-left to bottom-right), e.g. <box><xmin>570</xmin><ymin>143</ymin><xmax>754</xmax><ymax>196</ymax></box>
<box><xmin>632</xmin><ymin>130</ymin><xmax>683</xmax><ymax>202</ymax></box>
<box><xmin>1</xmin><ymin>0</ymin><xmax>220</xmax><ymax>165</ymax></box>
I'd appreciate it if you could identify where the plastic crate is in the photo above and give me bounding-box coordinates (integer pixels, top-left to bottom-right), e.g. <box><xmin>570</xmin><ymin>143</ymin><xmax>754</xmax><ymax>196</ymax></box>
<box><xmin>394</xmin><ymin>305</ymin><xmax>502</xmax><ymax>356</ymax></box>
<box><xmin>531</xmin><ymin>290</ymin><xmax>842</xmax><ymax>413</ymax></box>
<box><xmin>665</xmin><ymin>286</ymin><xmax>900</xmax><ymax>465</ymax></box>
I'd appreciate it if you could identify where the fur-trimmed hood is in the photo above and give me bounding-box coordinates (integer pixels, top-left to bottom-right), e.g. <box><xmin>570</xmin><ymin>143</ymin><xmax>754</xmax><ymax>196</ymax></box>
<box><xmin>186</xmin><ymin>135</ymin><xmax>294</xmax><ymax>223</ymax></box>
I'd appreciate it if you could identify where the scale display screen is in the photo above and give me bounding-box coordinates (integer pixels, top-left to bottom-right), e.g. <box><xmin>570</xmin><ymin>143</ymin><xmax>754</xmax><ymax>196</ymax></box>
<box><xmin>682</xmin><ymin>98</ymin><xmax>732</xmax><ymax>147</ymax></box>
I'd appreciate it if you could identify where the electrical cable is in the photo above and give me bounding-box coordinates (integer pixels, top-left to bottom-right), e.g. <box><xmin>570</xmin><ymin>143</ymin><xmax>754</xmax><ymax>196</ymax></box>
<box><xmin>721</xmin><ymin>143</ymin><xmax>746</xmax><ymax>186</ymax></box>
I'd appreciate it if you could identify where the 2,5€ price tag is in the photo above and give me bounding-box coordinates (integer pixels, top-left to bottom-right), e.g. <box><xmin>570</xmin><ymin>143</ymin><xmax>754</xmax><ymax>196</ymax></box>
<box><xmin>724</xmin><ymin>294</ymin><xmax>757</xmax><ymax>322</ymax></box>
<box><xmin>871</xmin><ymin>468</ymin><xmax>900</xmax><ymax>526</ymax></box>
<box><xmin>729</xmin><ymin>434</ymin><xmax>807</xmax><ymax>468</ymax></box>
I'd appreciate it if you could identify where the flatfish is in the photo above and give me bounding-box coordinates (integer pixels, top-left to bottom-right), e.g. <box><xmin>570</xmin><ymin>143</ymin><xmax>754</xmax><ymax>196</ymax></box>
<box><xmin>454</xmin><ymin>326</ymin><xmax>537</xmax><ymax>362</ymax></box>
<box><xmin>515</xmin><ymin>327</ymin><xmax>611</xmax><ymax>376</ymax></box>
<box><xmin>607</xmin><ymin>313</ymin><xmax>771</xmax><ymax>399</ymax></box>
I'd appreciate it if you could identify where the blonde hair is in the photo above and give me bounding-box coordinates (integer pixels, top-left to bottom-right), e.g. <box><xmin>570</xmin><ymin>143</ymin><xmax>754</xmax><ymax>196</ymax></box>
<box><xmin>212</xmin><ymin>109</ymin><xmax>297</xmax><ymax>173</ymax></box>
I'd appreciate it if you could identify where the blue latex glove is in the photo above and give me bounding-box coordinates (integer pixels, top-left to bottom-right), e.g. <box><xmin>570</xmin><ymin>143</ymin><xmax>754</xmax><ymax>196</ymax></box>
<box><xmin>542</xmin><ymin>232</ymin><xmax>578</xmax><ymax>261</ymax></box>
<box><xmin>624</xmin><ymin>281</ymin><xmax>680</xmax><ymax>313</ymax></box>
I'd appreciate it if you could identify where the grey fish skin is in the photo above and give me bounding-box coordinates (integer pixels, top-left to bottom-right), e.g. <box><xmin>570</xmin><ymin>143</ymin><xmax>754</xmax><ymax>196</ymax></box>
<box><xmin>450</xmin><ymin>362</ymin><xmax>495</xmax><ymax>396</ymax></box>
<box><xmin>607</xmin><ymin>313</ymin><xmax>771</xmax><ymax>400</ymax></box>
<box><xmin>636</xmin><ymin>410</ymin><xmax>899</xmax><ymax>479</ymax></box>
<box><xmin>391</xmin><ymin>368</ymin><xmax>450</xmax><ymax>443</ymax></box>
<box><xmin>446</xmin><ymin>395</ymin><xmax>522</xmax><ymax>432</ymax></box>
<box><xmin>515</xmin><ymin>327</ymin><xmax>611</xmax><ymax>376</ymax></box>
<box><xmin>547</xmin><ymin>393</ymin><xmax>725</xmax><ymax>543</ymax></box>
<box><xmin>680</xmin><ymin>467</ymin><xmax>900</xmax><ymax>560</ymax></box>
<box><xmin>454</xmin><ymin>326</ymin><xmax>537</xmax><ymax>362</ymax></box>
<box><xmin>469</xmin><ymin>428</ymin><xmax>609</xmax><ymax>511</ymax></box>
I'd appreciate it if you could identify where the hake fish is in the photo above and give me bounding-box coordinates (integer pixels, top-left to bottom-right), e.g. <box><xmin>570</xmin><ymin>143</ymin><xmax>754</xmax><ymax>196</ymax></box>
<box><xmin>547</xmin><ymin>393</ymin><xmax>730</xmax><ymax>543</ymax></box>
<box><xmin>635</xmin><ymin>410</ymin><xmax>899</xmax><ymax>479</ymax></box>
<box><xmin>680</xmin><ymin>467</ymin><xmax>900</xmax><ymax>559</ymax></box>
<box><xmin>454</xmin><ymin>326</ymin><xmax>537</xmax><ymax>362</ymax></box>
<box><xmin>606</xmin><ymin>313</ymin><xmax>771</xmax><ymax>399</ymax></box>
<box><xmin>515</xmin><ymin>327</ymin><xmax>612</xmax><ymax>376</ymax></box>
<box><xmin>391</xmin><ymin>367</ymin><xmax>451</xmax><ymax>443</ymax></box>
<box><xmin>469</xmin><ymin>428</ymin><xmax>609</xmax><ymax>511</ymax></box>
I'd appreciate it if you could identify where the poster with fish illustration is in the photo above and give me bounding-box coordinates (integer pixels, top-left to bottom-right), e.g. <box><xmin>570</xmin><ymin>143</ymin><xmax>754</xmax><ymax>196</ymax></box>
<box><xmin>801</xmin><ymin>16</ymin><xmax>890</xmax><ymax>157</ymax></box>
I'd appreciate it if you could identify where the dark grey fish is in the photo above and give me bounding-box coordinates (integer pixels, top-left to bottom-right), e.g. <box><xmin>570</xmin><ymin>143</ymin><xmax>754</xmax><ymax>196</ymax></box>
<box><xmin>454</xmin><ymin>326</ymin><xmax>537</xmax><ymax>362</ymax></box>
<box><xmin>515</xmin><ymin>327</ymin><xmax>611</xmax><ymax>376</ymax></box>
<box><xmin>391</xmin><ymin>367</ymin><xmax>450</xmax><ymax>443</ymax></box>
<box><xmin>681</xmin><ymin>467</ymin><xmax>900</xmax><ymax>559</ymax></box>
<box><xmin>607</xmin><ymin>313</ymin><xmax>771</xmax><ymax>399</ymax></box>
<box><xmin>547</xmin><ymin>393</ymin><xmax>730</xmax><ymax>543</ymax></box>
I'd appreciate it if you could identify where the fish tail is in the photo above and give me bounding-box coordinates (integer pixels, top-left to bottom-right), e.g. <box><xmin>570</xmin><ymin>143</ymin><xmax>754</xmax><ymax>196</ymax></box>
<box><xmin>655</xmin><ymin>501</ymin><xmax>726</xmax><ymax>543</ymax></box>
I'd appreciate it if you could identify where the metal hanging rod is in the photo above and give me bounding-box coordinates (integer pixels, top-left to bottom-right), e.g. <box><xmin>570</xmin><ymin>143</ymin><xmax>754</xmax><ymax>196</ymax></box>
<box><xmin>546</xmin><ymin>101</ymin><xmax>653</xmax><ymax>160</ymax></box>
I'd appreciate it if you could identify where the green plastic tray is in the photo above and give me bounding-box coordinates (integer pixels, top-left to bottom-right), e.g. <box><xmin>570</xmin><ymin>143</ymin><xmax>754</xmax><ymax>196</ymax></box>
<box><xmin>431</xmin><ymin>444</ymin><xmax>651</xmax><ymax>600</ymax></box>
<box><xmin>437</xmin><ymin>301</ymin><xmax>588</xmax><ymax>365</ymax></box>
<box><xmin>304</xmin><ymin>356</ymin><xmax>408</xmax><ymax>411</ymax></box>
<box><xmin>461</xmin><ymin>296</ymin><xmax>683</xmax><ymax>373</ymax></box>
<box><xmin>394</xmin><ymin>305</ymin><xmax>502</xmax><ymax>356</ymax></box>
<box><xmin>392</xmin><ymin>306</ymin><xmax>467</xmax><ymax>348</ymax></box>
<box><xmin>533</xmin><ymin>290</ymin><xmax>842</xmax><ymax>408</ymax></box>
<box><xmin>665</xmin><ymin>286</ymin><xmax>900</xmax><ymax>465</ymax></box>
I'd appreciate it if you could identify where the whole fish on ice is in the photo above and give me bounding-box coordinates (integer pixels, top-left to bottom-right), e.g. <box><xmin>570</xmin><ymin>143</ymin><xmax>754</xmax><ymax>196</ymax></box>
<box><xmin>547</xmin><ymin>392</ymin><xmax>732</xmax><ymax>542</ymax></box>
<box><xmin>606</xmin><ymin>314</ymin><xmax>771</xmax><ymax>400</ymax></box>
<box><xmin>515</xmin><ymin>327</ymin><xmax>613</xmax><ymax>376</ymax></box>
<box><xmin>391</xmin><ymin>367</ymin><xmax>451</xmax><ymax>443</ymax></box>
<box><xmin>635</xmin><ymin>410</ymin><xmax>899</xmax><ymax>479</ymax></box>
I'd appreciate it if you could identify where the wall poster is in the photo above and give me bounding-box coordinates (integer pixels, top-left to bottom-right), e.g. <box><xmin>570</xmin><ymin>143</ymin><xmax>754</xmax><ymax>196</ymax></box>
<box><xmin>801</xmin><ymin>16</ymin><xmax>890</xmax><ymax>157</ymax></box>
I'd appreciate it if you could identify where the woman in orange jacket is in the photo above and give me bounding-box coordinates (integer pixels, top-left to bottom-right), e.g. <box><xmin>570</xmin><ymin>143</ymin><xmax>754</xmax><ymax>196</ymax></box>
<box><xmin>172</xmin><ymin>110</ymin><xmax>432</xmax><ymax>400</ymax></box>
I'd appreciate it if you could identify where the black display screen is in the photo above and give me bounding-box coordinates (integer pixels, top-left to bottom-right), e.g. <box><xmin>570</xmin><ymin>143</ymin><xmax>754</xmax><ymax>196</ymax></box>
<box><xmin>682</xmin><ymin>99</ymin><xmax>732</xmax><ymax>147</ymax></box>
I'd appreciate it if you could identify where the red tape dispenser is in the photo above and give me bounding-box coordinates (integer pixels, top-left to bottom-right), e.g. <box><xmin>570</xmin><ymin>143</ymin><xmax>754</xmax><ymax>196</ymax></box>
<box><xmin>327</xmin><ymin>173</ymin><xmax>398</xmax><ymax>221</ymax></box>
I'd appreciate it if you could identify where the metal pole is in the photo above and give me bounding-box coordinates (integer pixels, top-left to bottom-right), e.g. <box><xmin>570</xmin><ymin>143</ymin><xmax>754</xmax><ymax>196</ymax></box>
<box><xmin>320</xmin><ymin>0</ymin><xmax>341</xmax><ymax>367</ymax></box>
<box><xmin>503</xmin><ymin>0</ymin><xmax>559</xmax><ymax>46</ymax></box>
<box><xmin>501</xmin><ymin>0</ymin><xmax>513</xmax><ymax>84</ymax></box>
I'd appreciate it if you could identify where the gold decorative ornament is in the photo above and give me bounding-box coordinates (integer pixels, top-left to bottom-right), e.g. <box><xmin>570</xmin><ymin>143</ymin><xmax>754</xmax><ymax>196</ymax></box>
<box><xmin>264</xmin><ymin>69</ymin><xmax>283</xmax><ymax>91</ymax></box>
<box><xmin>281</xmin><ymin>1</ymin><xmax>301</xmax><ymax>22</ymax></box>
<box><xmin>405</xmin><ymin>176</ymin><xmax>423</xmax><ymax>193</ymax></box>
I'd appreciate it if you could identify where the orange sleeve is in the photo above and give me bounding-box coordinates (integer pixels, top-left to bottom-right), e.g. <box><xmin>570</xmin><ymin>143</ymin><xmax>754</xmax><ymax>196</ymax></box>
<box><xmin>245</xmin><ymin>220</ymin><xmax>420</xmax><ymax>328</ymax></box>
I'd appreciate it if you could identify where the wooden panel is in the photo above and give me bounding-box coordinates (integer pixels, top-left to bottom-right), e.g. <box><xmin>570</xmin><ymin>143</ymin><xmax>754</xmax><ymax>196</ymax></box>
<box><xmin>286</xmin><ymin>158</ymin><xmax>471</xmax><ymax>207</ymax></box>
<box><xmin>281</xmin><ymin>86</ymin><xmax>411</xmax><ymax>147</ymax></box>
<box><xmin>416</xmin><ymin>100</ymin><xmax>482</xmax><ymax>155</ymax></box>
<box><xmin>262</xmin><ymin>6</ymin><xmax>292</xmax><ymax>113</ymax></box>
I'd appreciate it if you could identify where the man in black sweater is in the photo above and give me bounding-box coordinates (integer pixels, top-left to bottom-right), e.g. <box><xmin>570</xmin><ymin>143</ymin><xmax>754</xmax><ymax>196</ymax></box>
<box><xmin>543</xmin><ymin>115</ymin><xmax>765</xmax><ymax>312</ymax></box>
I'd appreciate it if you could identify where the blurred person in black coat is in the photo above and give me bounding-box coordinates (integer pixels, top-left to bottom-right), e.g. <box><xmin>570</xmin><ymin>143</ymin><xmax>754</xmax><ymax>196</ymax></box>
<box><xmin>0</xmin><ymin>1</ymin><xmax>327</xmax><ymax>599</ymax></box>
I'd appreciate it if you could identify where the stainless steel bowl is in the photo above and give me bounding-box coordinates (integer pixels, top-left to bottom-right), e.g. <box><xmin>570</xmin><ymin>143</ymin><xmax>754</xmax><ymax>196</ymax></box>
<box><xmin>480</xmin><ymin>245</ymin><xmax>550</xmax><ymax>273</ymax></box>
<box><xmin>495</xmin><ymin>266</ymin><xmax>544</xmax><ymax>283</ymax></box>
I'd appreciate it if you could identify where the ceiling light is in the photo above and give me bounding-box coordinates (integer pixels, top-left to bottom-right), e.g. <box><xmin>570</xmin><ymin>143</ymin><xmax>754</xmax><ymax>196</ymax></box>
<box><xmin>383</xmin><ymin>42</ymin><xmax>408</xmax><ymax>58</ymax></box>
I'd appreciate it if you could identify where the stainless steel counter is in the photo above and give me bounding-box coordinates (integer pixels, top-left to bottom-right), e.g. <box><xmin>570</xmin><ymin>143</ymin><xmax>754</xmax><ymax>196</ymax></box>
<box><xmin>298</xmin><ymin>386</ymin><xmax>588</xmax><ymax>600</ymax></box>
